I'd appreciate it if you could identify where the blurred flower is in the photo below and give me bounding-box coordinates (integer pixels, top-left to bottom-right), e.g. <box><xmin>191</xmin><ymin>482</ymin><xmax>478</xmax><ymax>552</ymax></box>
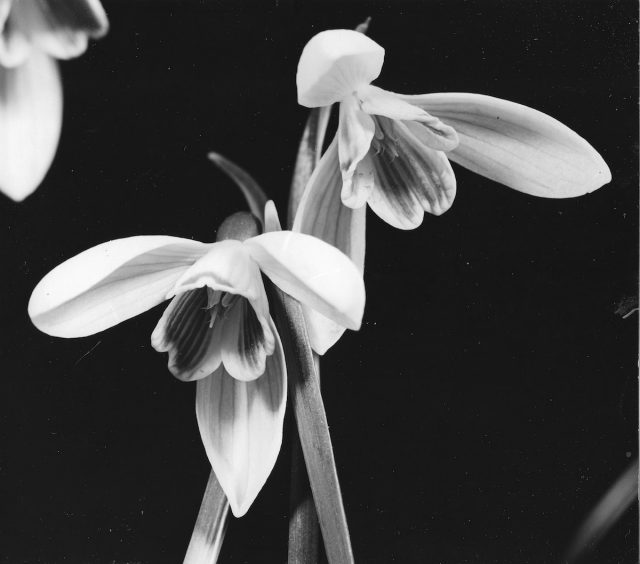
<box><xmin>295</xmin><ymin>29</ymin><xmax>611</xmax><ymax>229</ymax></box>
<box><xmin>0</xmin><ymin>0</ymin><xmax>108</xmax><ymax>201</ymax></box>
<box><xmin>28</xmin><ymin>203</ymin><xmax>365</xmax><ymax>517</ymax></box>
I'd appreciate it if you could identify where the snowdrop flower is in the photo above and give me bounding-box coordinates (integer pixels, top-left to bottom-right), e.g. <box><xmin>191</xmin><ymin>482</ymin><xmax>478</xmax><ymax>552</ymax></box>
<box><xmin>293</xmin><ymin>28</ymin><xmax>610</xmax><ymax>352</ymax></box>
<box><xmin>0</xmin><ymin>0</ymin><xmax>108</xmax><ymax>201</ymax></box>
<box><xmin>296</xmin><ymin>30</ymin><xmax>610</xmax><ymax>232</ymax></box>
<box><xmin>28</xmin><ymin>203</ymin><xmax>365</xmax><ymax>516</ymax></box>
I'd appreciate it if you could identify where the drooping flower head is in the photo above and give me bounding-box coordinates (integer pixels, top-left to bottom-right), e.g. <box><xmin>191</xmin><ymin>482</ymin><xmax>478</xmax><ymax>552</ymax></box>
<box><xmin>0</xmin><ymin>0</ymin><xmax>108</xmax><ymax>201</ymax></box>
<box><xmin>28</xmin><ymin>202</ymin><xmax>365</xmax><ymax>516</ymax></box>
<box><xmin>295</xmin><ymin>29</ymin><xmax>611</xmax><ymax>230</ymax></box>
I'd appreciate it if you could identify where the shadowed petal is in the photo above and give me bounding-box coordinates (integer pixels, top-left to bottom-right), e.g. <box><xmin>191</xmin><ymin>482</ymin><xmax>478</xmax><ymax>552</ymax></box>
<box><xmin>221</xmin><ymin>297</ymin><xmax>275</xmax><ymax>382</ymax></box>
<box><xmin>245</xmin><ymin>231</ymin><xmax>365</xmax><ymax>331</ymax></box>
<box><xmin>0</xmin><ymin>1</ymin><xmax>31</xmax><ymax>66</ymax></box>
<box><xmin>0</xmin><ymin>50</ymin><xmax>61</xmax><ymax>200</ymax></box>
<box><xmin>366</xmin><ymin>116</ymin><xmax>456</xmax><ymax>228</ymax></box>
<box><xmin>297</xmin><ymin>29</ymin><xmax>384</xmax><ymax>108</ymax></box>
<box><xmin>293</xmin><ymin>138</ymin><xmax>366</xmax><ymax>354</ymax></box>
<box><xmin>338</xmin><ymin>96</ymin><xmax>375</xmax><ymax>207</ymax></box>
<box><xmin>22</xmin><ymin>0</ymin><xmax>108</xmax><ymax>59</ymax></box>
<box><xmin>29</xmin><ymin>236</ymin><xmax>209</xmax><ymax>338</ymax></box>
<box><xmin>196</xmin><ymin>320</ymin><xmax>286</xmax><ymax>517</ymax></box>
<box><xmin>151</xmin><ymin>289</ymin><xmax>224</xmax><ymax>382</ymax></box>
<box><xmin>402</xmin><ymin>92</ymin><xmax>611</xmax><ymax>197</ymax></box>
<box><xmin>357</xmin><ymin>85</ymin><xmax>459</xmax><ymax>151</ymax></box>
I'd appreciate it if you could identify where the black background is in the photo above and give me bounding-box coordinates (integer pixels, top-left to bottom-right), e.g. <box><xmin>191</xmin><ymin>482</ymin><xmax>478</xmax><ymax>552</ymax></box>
<box><xmin>1</xmin><ymin>0</ymin><xmax>638</xmax><ymax>562</ymax></box>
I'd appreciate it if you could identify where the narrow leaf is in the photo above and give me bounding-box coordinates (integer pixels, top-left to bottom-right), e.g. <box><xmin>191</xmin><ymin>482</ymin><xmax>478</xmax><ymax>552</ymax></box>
<box><xmin>208</xmin><ymin>152</ymin><xmax>268</xmax><ymax>221</ymax></box>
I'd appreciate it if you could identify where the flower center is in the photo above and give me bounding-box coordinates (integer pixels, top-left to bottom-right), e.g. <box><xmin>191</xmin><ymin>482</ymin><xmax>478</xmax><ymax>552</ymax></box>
<box><xmin>205</xmin><ymin>288</ymin><xmax>241</xmax><ymax>328</ymax></box>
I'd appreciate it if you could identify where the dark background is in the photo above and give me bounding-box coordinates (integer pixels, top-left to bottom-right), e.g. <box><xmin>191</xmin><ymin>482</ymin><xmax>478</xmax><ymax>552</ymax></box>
<box><xmin>1</xmin><ymin>0</ymin><xmax>637</xmax><ymax>562</ymax></box>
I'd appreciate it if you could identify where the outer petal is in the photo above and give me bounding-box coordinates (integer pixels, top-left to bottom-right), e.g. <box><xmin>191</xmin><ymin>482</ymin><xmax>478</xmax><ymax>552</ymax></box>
<box><xmin>196</xmin><ymin>319</ymin><xmax>286</xmax><ymax>517</ymax></box>
<box><xmin>366</xmin><ymin>116</ymin><xmax>457</xmax><ymax>229</ymax></box>
<box><xmin>357</xmin><ymin>85</ymin><xmax>459</xmax><ymax>151</ymax></box>
<box><xmin>20</xmin><ymin>0</ymin><xmax>108</xmax><ymax>59</ymax></box>
<box><xmin>245</xmin><ymin>231</ymin><xmax>365</xmax><ymax>331</ymax></box>
<box><xmin>29</xmin><ymin>236</ymin><xmax>209</xmax><ymax>337</ymax></box>
<box><xmin>338</xmin><ymin>96</ymin><xmax>375</xmax><ymax>207</ymax></box>
<box><xmin>0</xmin><ymin>50</ymin><xmax>61</xmax><ymax>201</ymax></box>
<box><xmin>402</xmin><ymin>92</ymin><xmax>611</xmax><ymax>197</ymax></box>
<box><xmin>292</xmin><ymin>138</ymin><xmax>366</xmax><ymax>354</ymax></box>
<box><xmin>170</xmin><ymin>241</ymin><xmax>264</xmax><ymax>307</ymax></box>
<box><xmin>151</xmin><ymin>289</ymin><xmax>224</xmax><ymax>382</ymax></box>
<box><xmin>297</xmin><ymin>29</ymin><xmax>384</xmax><ymax>108</ymax></box>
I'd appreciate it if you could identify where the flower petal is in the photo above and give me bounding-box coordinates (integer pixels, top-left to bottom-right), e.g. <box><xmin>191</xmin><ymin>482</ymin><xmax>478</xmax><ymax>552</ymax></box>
<box><xmin>0</xmin><ymin>1</ymin><xmax>31</xmax><ymax>67</ymax></box>
<box><xmin>170</xmin><ymin>240</ymin><xmax>264</xmax><ymax>307</ymax></box>
<box><xmin>151</xmin><ymin>289</ymin><xmax>224</xmax><ymax>382</ymax></box>
<box><xmin>292</xmin><ymin>138</ymin><xmax>366</xmax><ymax>354</ymax></box>
<box><xmin>357</xmin><ymin>85</ymin><xmax>459</xmax><ymax>151</ymax></box>
<box><xmin>402</xmin><ymin>92</ymin><xmax>611</xmax><ymax>197</ymax></box>
<box><xmin>21</xmin><ymin>0</ymin><xmax>108</xmax><ymax>59</ymax></box>
<box><xmin>220</xmin><ymin>297</ymin><xmax>275</xmax><ymax>382</ymax></box>
<box><xmin>245</xmin><ymin>231</ymin><xmax>365</xmax><ymax>331</ymax></box>
<box><xmin>29</xmin><ymin>236</ymin><xmax>209</xmax><ymax>338</ymax></box>
<box><xmin>366</xmin><ymin>116</ymin><xmax>456</xmax><ymax>228</ymax></box>
<box><xmin>0</xmin><ymin>50</ymin><xmax>61</xmax><ymax>201</ymax></box>
<box><xmin>196</xmin><ymin>320</ymin><xmax>286</xmax><ymax>517</ymax></box>
<box><xmin>297</xmin><ymin>29</ymin><xmax>384</xmax><ymax>108</ymax></box>
<box><xmin>338</xmin><ymin>96</ymin><xmax>375</xmax><ymax>207</ymax></box>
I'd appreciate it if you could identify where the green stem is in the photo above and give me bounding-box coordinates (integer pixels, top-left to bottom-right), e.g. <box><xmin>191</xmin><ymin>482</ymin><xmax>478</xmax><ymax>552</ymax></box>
<box><xmin>183</xmin><ymin>471</ymin><xmax>230</xmax><ymax>564</ymax></box>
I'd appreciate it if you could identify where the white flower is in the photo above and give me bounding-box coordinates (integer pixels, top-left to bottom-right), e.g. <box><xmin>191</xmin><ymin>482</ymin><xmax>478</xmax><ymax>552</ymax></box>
<box><xmin>292</xmin><ymin>29</ymin><xmax>611</xmax><ymax>352</ymax></box>
<box><xmin>0</xmin><ymin>0</ymin><xmax>108</xmax><ymax>201</ymax></box>
<box><xmin>28</xmin><ymin>203</ymin><xmax>365</xmax><ymax>516</ymax></box>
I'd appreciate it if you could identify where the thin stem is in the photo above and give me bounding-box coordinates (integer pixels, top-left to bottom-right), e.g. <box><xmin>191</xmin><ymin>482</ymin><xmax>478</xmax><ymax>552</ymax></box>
<box><xmin>288</xmin><ymin>355</ymin><xmax>321</xmax><ymax>564</ymax></box>
<box><xmin>272</xmin><ymin>289</ymin><xmax>354</xmax><ymax>564</ymax></box>
<box><xmin>183</xmin><ymin>471</ymin><xmax>230</xmax><ymax>564</ymax></box>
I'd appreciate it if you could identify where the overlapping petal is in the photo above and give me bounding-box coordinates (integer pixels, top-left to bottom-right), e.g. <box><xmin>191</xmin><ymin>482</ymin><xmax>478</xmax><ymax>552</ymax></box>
<box><xmin>365</xmin><ymin>116</ymin><xmax>456</xmax><ymax>228</ymax></box>
<box><xmin>0</xmin><ymin>0</ymin><xmax>31</xmax><ymax>66</ymax></box>
<box><xmin>338</xmin><ymin>95</ymin><xmax>375</xmax><ymax>207</ymax></box>
<box><xmin>28</xmin><ymin>236</ymin><xmax>209</xmax><ymax>337</ymax></box>
<box><xmin>293</xmin><ymin>139</ymin><xmax>366</xmax><ymax>354</ymax></box>
<box><xmin>297</xmin><ymin>29</ymin><xmax>384</xmax><ymax>108</ymax></box>
<box><xmin>0</xmin><ymin>49</ymin><xmax>61</xmax><ymax>200</ymax></box>
<box><xmin>357</xmin><ymin>85</ymin><xmax>459</xmax><ymax>151</ymax></box>
<box><xmin>151</xmin><ymin>289</ymin><xmax>224</xmax><ymax>382</ymax></box>
<box><xmin>245</xmin><ymin>231</ymin><xmax>365</xmax><ymax>331</ymax></box>
<box><xmin>402</xmin><ymin>92</ymin><xmax>611</xmax><ymax>197</ymax></box>
<box><xmin>196</xmin><ymin>320</ymin><xmax>286</xmax><ymax>517</ymax></box>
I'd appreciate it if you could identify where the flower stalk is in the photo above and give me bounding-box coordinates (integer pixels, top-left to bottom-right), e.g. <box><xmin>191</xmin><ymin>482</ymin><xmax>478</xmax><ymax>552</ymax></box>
<box><xmin>183</xmin><ymin>471</ymin><xmax>229</xmax><ymax>564</ymax></box>
<box><xmin>271</xmin><ymin>286</ymin><xmax>354</xmax><ymax>564</ymax></box>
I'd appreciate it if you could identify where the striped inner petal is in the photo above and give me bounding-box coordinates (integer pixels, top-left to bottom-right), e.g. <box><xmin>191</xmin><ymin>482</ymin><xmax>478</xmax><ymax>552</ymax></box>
<box><xmin>366</xmin><ymin>115</ymin><xmax>456</xmax><ymax>229</ymax></box>
<box><xmin>221</xmin><ymin>297</ymin><xmax>275</xmax><ymax>382</ymax></box>
<box><xmin>151</xmin><ymin>288</ymin><xmax>223</xmax><ymax>382</ymax></box>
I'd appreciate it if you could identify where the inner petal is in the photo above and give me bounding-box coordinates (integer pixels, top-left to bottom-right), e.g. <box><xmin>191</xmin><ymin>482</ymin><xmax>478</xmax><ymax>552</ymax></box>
<box><xmin>151</xmin><ymin>287</ymin><xmax>223</xmax><ymax>382</ymax></box>
<box><xmin>367</xmin><ymin>115</ymin><xmax>457</xmax><ymax>225</ymax></box>
<box><xmin>221</xmin><ymin>298</ymin><xmax>275</xmax><ymax>382</ymax></box>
